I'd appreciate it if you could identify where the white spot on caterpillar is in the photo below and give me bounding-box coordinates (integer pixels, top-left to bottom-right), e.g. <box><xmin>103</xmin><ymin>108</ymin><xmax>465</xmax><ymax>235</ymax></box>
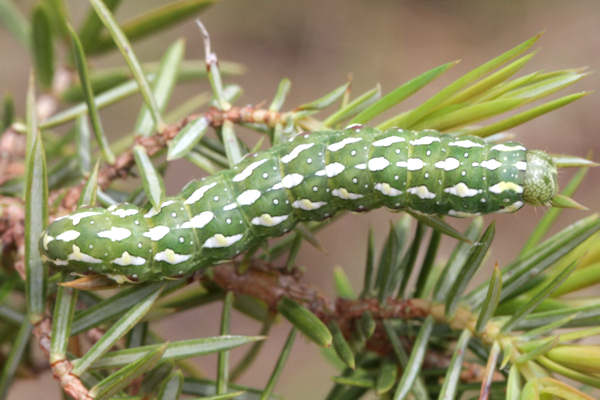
<box><xmin>497</xmin><ymin>201</ymin><xmax>524</xmax><ymax>213</ymax></box>
<box><xmin>98</xmin><ymin>227</ymin><xmax>132</xmax><ymax>242</ymax></box>
<box><xmin>68</xmin><ymin>245</ymin><xmax>102</xmax><ymax>263</ymax></box>
<box><xmin>374</xmin><ymin>183</ymin><xmax>403</xmax><ymax>196</ymax></box>
<box><xmin>354</xmin><ymin>163</ymin><xmax>367</xmax><ymax>170</ymax></box>
<box><xmin>489</xmin><ymin>182</ymin><xmax>523</xmax><ymax>194</ymax></box>
<box><xmin>410</xmin><ymin>136</ymin><xmax>440</xmax><ymax>145</ymax></box>
<box><xmin>112</xmin><ymin>251</ymin><xmax>146</xmax><ymax>266</ymax></box>
<box><xmin>111</xmin><ymin>208</ymin><xmax>139</xmax><ymax>218</ymax></box>
<box><xmin>281</xmin><ymin>173</ymin><xmax>304</xmax><ymax>188</ymax></box>
<box><xmin>448</xmin><ymin>140</ymin><xmax>484</xmax><ymax>148</ymax></box>
<box><xmin>203</xmin><ymin>233</ymin><xmax>244</xmax><ymax>248</ymax></box>
<box><xmin>397</xmin><ymin>158</ymin><xmax>425</xmax><ymax>171</ymax></box>
<box><xmin>372</xmin><ymin>136</ymin><xmax>405</xmax><ymax>147</ymax></box>
<box><xmin>271</xmin><ymin>173</ymin><xmax>305</xmax><ymax>190</ymax></box>
<box><xmin>327</xmin><ymin>137</ymin><xmax>362</xmax><ymax>151</ymax></box>
<box><xmin>52</xmin><ymin>258</ymin><xmax>69</xmax><ymax>266</ymax></box>
<box><xmin>42</xmin><ymin>233</ymin><xmax>54</xmax><ymax>250</ymax></box>
<box><xmin>407</xmin><ymin>185</ymin><xmax>436</xmax><ymax>199</ymax></box>
<box><xmin>181</xmin><ymin>211</ymin><xmax>214</xmax><ymax>229</ymax></box>
<box><xmin>154</xmin><ymin>249</ymin><xmax>192</xmax><ymax>264</ymax></box>
<box><xmin>491</xmin><ymin>144</ymin><xmax>526</xmax><ymax>152</ymax></box>
<box><xmin>223</xmin><ymin>203</ymin><xmax>237</xmax><ymax>211</ymax></box>
<box><xmin>281</xmin><ymin>143</ymin><xmax>315</xmax><ymax>163</ymax></box>
<box><xmin>56</xmin><ymin>230</ymin><xmax>80</xmax><ymax>242</ymax></box>
<box><xmin>515</xmin><ymin>161</ymin><xmax>527</xmax><ymax>171</ymax></box>
<box><xmin>237</xmin><ymin>189</ymin><xmax>262</xmax><ymax>206</ymax></box>
<box><xmin>479</xmin><ymin>159</ymin><xmax>502</xmax><ymax>170</ymax></box>
<box><xmin>233</xmin><ymin>158</ymin><xmax>269</xmax><ymax>182</ymax></box>
<box><xmin>367</xmin><ymin>157</ymin><xmax>390</xmax><ymax>171</ymax></box>
<box><xmin>448</xmin><ymin>210</ymin><xmax>481</xmax><ymax>217</ymax></box>
<box><xmin>332</xmin><ymin>188</ymin><xmax>363</xmax><ymax>200</ymax></box>
<box><xmin>434</xmin><ymin>158</ymin><xmax>460</xmax><ymax>171</ymax></box>
<box><xmin>251</xmin><ymin>213</ymin><xmax>289</xmax><ymax>227</ymax></box>
<box><xmin>292</xmin><ymin>199</ymin><xmax>327</xmax><ymax>210</ymax></box>
<box><xmin>184</xmin><ymin>182</ymin><xmax>217</xmax><ymax>205</ymax></box>
<box><xmin>69</xmin><ymin>211</ymin><xmax>101</xmax><ymax>225</ymax></box>
<box><xmin>315</xmin><ymin>163</ymin><xmax>345</xmax><ymax>177</ymax></box>
<box><xmin>143</xmin><ymin>225</ymin><xmax>170</xmax><ymax>241</ymax></box>
<box><xmin>444</xmin><ymin>182</ymin><xmax>482</xmax><ymax>198</ymax></box>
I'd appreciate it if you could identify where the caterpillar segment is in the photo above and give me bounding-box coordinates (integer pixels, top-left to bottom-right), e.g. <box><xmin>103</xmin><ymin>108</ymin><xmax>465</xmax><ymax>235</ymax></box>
<box><xmin>40</xmin><ymin>126</ymin><xmax>562</xmax><ymax>282</ymax></box>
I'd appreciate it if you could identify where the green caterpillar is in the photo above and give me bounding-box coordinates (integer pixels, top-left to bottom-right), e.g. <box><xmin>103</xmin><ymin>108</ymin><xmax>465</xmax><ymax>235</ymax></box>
<box><xmin>40</xmin><ymin>126</ymin><xmax>558</xmax><ymax>282</ymax></box>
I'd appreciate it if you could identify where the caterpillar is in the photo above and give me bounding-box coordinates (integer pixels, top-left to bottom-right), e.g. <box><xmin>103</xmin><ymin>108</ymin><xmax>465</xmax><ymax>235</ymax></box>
<box><xmin>40</xmin><ymin>125</ymin><xmax>559</xmax><ymax>282</ymax></box>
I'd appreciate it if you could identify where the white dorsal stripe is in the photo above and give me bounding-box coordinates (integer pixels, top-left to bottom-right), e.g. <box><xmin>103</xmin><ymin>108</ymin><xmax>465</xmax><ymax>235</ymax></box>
<box><xmin>372</xmin><ymin>136</ymin><xmax>405</xmax><ymax>147</ymax></box>
<box><xmin>69</xmin><ymin>211</ymin><xmax>101</xmax><ymax>225</ymax></box>
<box><xmin>184</xmin><ymin>182</ymin><xmax>217</xmax><ymax>205</ymax></box>
<box><xmin>112</xmin><ymin>208</ymin><xmax>139</xmax><ymax>218</ymax></box>
<box><xmin>233</xmin><ymin>158</ymin><xmax>269</xmax><ymax>182</ymax></box>
<box><xmin>448</xmin><ymin>139</ymin><xmax>484</xmax><ymax>148</ymax></box>
<box><xmin>142</xmin><ymin>225</ymin><xmax>170</xmax><ymax>241</ymax></box>
<box><xmin>396</xmin><ymin>158</ymin><xmax>425</xmax><ymax>171</ymax></box>
<box><xmin>327</xmin><ymin>137</ymin><xmax>362</xmax><ymax>151</ymax></box>
<box><xmin>410</xmin><ymin>136</ymin><xmax>440</xmax><ymax>145</ymax></box>
<box><xmin>237</xmin><ymin>189</ymin><xmax>262</xmax><ymax>206</ymax></box>
<box><xmin>434</xmin><ymin>158</ymin><xmax>460</xmax><ymax>171</ymax></box>
<box><xmin>281</xmin><ymin>173</ymin><xmax>304</xmax><ymax>188</ymax></box>
<box><xmin>56</xmin><ymin>230</ymin><xmax>80</xmax><ymax>242</ymax></box>
<box><xmin>281</xmin><ymin>143</ymin><xmax>315</xmax><ymax>163</ymax></box>
<box><xmin>479</xmin><ymin>159</ymin><xmax>503</xmax><ymax>170</ymax></box>
<box><xmin>315</xmin><ymin>162</ymin><xmax>345</xmax><ymax>178</ymax></box>
<box><xmin>181</xmin><ymin>211</ymin><xmax>214</xmax><ymax>229</ymax></box>
<box><xmin>223</xmin><ymin>203</ymin><xmax>238</xmax><ymax>211</ymax></box>
<box><xmin>98</xmin><ymin>227</ymin><xmax>132</xmax><ymax>242</ymax></box>
<box><xmin>368</xmin><ymin>157</ymin><xmax>390</xmax><ymax>171</ymax></box>
<box><xmin>491</xmin><ymin>144</ymin><xmax>526</xmax><ymax>152</ymax></box>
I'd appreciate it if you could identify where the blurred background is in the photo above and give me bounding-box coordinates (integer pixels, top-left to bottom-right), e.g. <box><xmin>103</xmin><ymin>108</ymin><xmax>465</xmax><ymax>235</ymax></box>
<box><xmin>3</xmin><ymin>0</ymin><xmax>599</xmax><ymax>398</ymax></box>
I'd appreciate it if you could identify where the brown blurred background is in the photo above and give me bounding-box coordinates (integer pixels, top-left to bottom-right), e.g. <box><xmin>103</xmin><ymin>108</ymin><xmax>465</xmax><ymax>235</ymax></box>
<box><xmin>3</xmin><ymin>0</ymin><xmax>600</xmax><ymax>398</ymax></box>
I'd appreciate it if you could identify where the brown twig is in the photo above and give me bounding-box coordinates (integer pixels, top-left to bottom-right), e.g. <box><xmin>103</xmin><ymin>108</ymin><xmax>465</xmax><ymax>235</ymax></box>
<box><xmin>208</xmin><ymin>262</ymin><xmax>484</xmax><ymax>358</ymax></box>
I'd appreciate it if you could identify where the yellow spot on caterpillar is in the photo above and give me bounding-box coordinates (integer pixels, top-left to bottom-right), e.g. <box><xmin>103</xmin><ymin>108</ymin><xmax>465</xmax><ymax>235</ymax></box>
<box><xmin>112</xmin><ymin>251</ymin><xmax>146</xmax><ymax>266</ymax></box>
<box><xmin>292</xmin><ymin>199</ymin><xmax>327</xmax><ymax>211</ymax></box>
<box><xmin>68</xmin><ymin>245</ymin><xmax>102</xmax><ymax>263</ymax></box>
<box><xmin>251</xmin><ymin>213</ymin><xmax>288</xmax><ymax>227</ymax></box>
<box><xmin>332</xmin><ymin>187</ymin><xmax>363</xmax><ymax>200</ymax></box>
<box><xmin>374</xmin><ymin>183</ymin><xmax>402</xmax><ymax>197</ymax></box>
<box><xmin>489</xmin><ymin>182</ymin><xmax>523</xmax><ymax>194</ymax></box>
<box><xmin>154</xmin><ymin>249</ymin><xmax>191</xmax><ymax>264</ymax></box>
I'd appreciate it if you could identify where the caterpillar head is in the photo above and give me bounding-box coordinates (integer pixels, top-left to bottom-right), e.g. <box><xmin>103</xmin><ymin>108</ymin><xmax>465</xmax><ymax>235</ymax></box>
<box><xmin>523</xmin><ymin>150</ymin><xmax>558</xmax><ymax>207</ymax></box>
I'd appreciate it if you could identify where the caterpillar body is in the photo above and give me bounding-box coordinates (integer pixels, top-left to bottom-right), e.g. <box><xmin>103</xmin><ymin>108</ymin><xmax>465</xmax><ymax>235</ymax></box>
<box><xmin>40</xmin><ymin>126</ymin><xmax>558</xmax><ymax>282</ymax></box>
